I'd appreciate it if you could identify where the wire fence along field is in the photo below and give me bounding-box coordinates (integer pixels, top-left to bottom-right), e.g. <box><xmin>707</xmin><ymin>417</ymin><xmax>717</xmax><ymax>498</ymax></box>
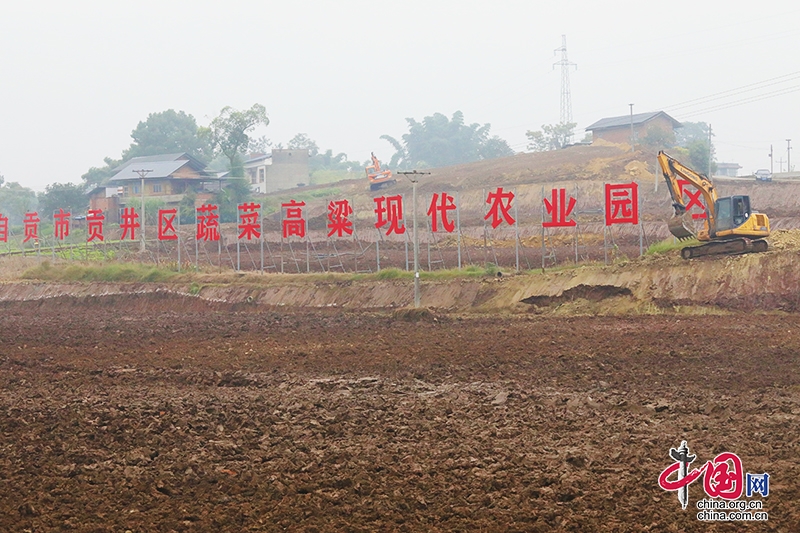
<box><xmin>0</xmin><ymin>217</ymin><xmax>659</xmax><ymax>275</ymax></box>
<box><xmin>2</xmin><ymin>181</ymin><xmax>662</xmax><ymax>275</ymax></box>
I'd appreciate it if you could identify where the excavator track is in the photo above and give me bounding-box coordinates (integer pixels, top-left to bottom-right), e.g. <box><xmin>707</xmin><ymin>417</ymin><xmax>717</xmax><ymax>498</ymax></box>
<box><xmin>680</xmin><ymin>238</ymin><xmax>768</xmax><ymax>259</ymax></box>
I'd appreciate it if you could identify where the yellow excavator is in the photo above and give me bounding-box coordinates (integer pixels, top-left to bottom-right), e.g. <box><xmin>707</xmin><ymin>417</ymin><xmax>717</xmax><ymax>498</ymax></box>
<box><xmin>366</xmin><ymin>152</ymin><xmax>396</xmax><ymax>191</ymax></box>
<box><xmin>657</xmin><ymin>150</ymin><xmax>770</xmax><ymax>259</ymax></box>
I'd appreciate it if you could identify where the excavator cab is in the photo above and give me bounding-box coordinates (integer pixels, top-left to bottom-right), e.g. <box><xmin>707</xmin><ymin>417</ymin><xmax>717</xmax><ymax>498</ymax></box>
<box><xmin>714</xmin><ymin>195</ymin><xmax>751</xmax><ymax>233</ymax></box>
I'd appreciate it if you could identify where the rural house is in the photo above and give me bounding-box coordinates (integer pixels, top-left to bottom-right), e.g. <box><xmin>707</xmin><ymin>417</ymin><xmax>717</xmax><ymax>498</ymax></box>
<box><xmin>88</xmin><ymin>153</ymin><xmax>218</xmax><ymax>223</ymax></box>
<box><xmin>244</xmin><ymin>149</ymin><xmax>310</xmax><ymax>194</ymax></box>
<box><xmin>585</xmin><ymin>111</ymin><xmax>681</xmax><ymax>146</ymax></box>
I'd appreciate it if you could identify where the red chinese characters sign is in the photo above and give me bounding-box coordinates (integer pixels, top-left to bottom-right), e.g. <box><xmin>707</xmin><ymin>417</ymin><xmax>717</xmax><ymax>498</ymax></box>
<box><xmin>87</xmin><ymin>209</ymin><xmax>104</xmax><ymax>242</ymax></box>
<box><xmin>282</xmin><ymin>200</ymin><xmax>306</xmax><ymax>239</ymax></box>
<box><xmin>196</xmin><ymin>204</ymin><xmax>220</xmax><ymax>242</ymax></box>
<box><xmin>374</xmin><ymin>195</ymin><xmax>406</xmax><ymax>235</ymax></box>
<box><xmin>543</xmin><ymin>188</ymin><xmax>577</xmax><ymax>228</ymax></box>
<box><xmin>0</xmin><ymin>213</ymin><xmax>8</xmax><ymax>243</ymax></box>
<box><xmin>120</xmin><ymin>207</ymin><xmax>140</xmax><ymax>240</ymax></box>
<box><xmin>485</xmin><ymin>187</ymin><xmax>515</xmax><ymax>229</ymax></box>
<box><xmin>428</xmin><ymin>192</ymin><xmax>456</xmax><ymax>233</ymax></box>
<box><xmin>158</xmin><ymin>209</ymin><xmax>178</xmax><ymax>241</ymax></box>
<box><xmin>677</xmin><ymin>179</ymin><xmax>707</xmax><ymax>220</ymax></box>
<box><xmin>604</xmin><ymin>182</ymin><xmax>638</xmax><ymax>226</ymax></box>
<box><xmin>238</xmin><ymin>203</ymin><xmax>261</xmax><ymax>240</ymax></box>
<box><xmin>327</xmin><ymin>199</ymin><xmax>353</xmax><ymax>238</ymax></box>
<box><xmin>54</xmin><ymin>209</ymin><xmax>70</xmax><ymax>240</ymax></box>
<box><xmin>23</xmin><ymin>212</ymin><xmax>40</xmax><ymax>243</ymax></box>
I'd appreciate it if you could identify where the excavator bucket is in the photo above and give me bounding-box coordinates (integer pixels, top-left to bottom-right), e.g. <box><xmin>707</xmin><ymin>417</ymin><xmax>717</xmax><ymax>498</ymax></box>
<box><xmin>667</xmin><ymin>213</ymin><xmax>696</xmax><ymax>241</ymax></box>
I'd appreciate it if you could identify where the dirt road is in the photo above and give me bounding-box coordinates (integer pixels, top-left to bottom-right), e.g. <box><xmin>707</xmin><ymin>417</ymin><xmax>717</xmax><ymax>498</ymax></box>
<box><xmin>1</xmin><ymin>295</ymin><xmax>797</xmax><ymax>531</ymax></box>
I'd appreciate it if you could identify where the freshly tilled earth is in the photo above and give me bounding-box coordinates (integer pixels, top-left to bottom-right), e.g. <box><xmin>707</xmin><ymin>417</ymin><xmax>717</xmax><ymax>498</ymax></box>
<box><xmin>0</xmin><ymin>295</ymin><xmax>798</xmax><ymax>532</ymax></box>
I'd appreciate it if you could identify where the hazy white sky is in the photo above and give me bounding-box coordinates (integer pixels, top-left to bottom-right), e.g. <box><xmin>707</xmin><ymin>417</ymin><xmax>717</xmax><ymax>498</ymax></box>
<box><xmin>1</xmin><ymin>1</ymin><xmax>799</xmax><ymax>190</ymax></box>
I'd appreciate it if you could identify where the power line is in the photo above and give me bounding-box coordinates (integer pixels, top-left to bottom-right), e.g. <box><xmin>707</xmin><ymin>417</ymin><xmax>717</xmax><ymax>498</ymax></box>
<box><xmin>664</xmin><ymin>71</ymin><xmax>800</xmax><ymax>113</ymax></box>
<box><xmin>675</xmin><ymin>84</ymin><xmax>800</xmax><ymax>118</ymax></box>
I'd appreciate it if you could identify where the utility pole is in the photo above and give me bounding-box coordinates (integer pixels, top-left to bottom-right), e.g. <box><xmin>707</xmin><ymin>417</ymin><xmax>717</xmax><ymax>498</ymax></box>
<box><xmin>707</xmin><ymin>124</ymin><xmax>712</xmax><ymax>178</ymax></box>
<box><xmin>132</xmin><ymin>169</ymin><xmax>152</xmax><ymax>252</ymax></box>
<box><xmin>788</xmin><ymin>139</ymin><xmax>793</xmax><ymax>172</ymax></box>
<box><xmin>769</xmin><ymin>145</ymin><xmax>774</xmax><ymax>174</ymax></box>
<box><xmin>398</xmin><ymin>170</ymin><xmax>430</xmax><ymax>309</ymax></box>
<box><xmin>629</xmin><ymin>104</ymin><xmax>634</xmax><ymax>152</ymax></box>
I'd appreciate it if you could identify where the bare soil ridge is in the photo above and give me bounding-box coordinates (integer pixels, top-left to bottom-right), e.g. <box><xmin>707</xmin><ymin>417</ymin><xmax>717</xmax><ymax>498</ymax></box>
<box><xmin>4</xmin><ymin>229</ymin><xmax>800</xmax><ymax>313</ymax></box>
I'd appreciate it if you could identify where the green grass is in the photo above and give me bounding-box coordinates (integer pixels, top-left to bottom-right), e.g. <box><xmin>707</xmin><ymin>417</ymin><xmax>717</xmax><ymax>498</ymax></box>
<box><xmin>375</xmin><ymin>267</ymin><xmax>406</xmax><ymax>280</ymax></box>
<box><xmin>371</xmin><ymin>264</ymin><xmax>505</xmax><ymax>281</ymax></box>
<box><xmin>260</xmin><ymin>187</ymin><xmax>343</xmax><ymax>215</ymax></box>
<box><xmin>645</xmin><ymin>237</ymin><xmax>699</xmax><ymax>255</ymax></box>
<box><xmin>21</xmin><ymin>262</ymin><xmax>178</xmax><ymax>283</ymax></box>
<box><xmin>17</xmin><ymin>261</ymin><xmax>512</xmax><ymax>284</ymax></box>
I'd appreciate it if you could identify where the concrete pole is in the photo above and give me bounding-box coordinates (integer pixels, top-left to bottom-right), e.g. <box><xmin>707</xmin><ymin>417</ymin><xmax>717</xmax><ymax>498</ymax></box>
<box><xmin>708</xmin><ymin>124</ymin><xmax>713</xmax><ymax>178</ymax></box>
<box><xmin>770</xmin><ymin>144</ymin><xmax>774</xmax><ymax>174</ymax></box>
<box><xmin>398</xmin><ymin>171</ymin><xmax>429</xmax><ymax>307</ymax></box>
<box><xmin>141</xmin><ymin>176</ymin><xmax>145</xmax><ymax>252</ymax></box>
<box><xmin>132</xmin><ymin>169</ymin><xmax>152</xmax><ymax>253</ymax></box>
<box><xmin>456</xmin><ymin>190</ymin><xmax>462</xmax><ymax>269</ymax></box>
<box><xmin>629</xmin><ymin>104</ymin><xmax>634</xmax><ymax>152</ymax></box>
<box><xmin>788</xmin><ymin>139</ymin><xmax>792</xmax><ymax>172</ymax></box>
<box><xmin>413</xmin><ymin>178</ymin><xmax>420</xmax><ymax>308</ymax></box>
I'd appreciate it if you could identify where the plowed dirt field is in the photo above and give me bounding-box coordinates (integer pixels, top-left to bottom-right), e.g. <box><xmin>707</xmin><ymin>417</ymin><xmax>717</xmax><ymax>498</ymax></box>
<box><xmin>1</xmin><ymin>296</ymin><xmax>798</xmax><ymax>532</ymax></box>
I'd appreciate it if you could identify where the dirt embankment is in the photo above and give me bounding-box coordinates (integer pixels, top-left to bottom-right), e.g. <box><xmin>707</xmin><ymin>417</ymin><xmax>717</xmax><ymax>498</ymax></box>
<box><xmin>3</xmin><ymin>230</ymin><xmax>800</xmax><ymax>314</ymax></box>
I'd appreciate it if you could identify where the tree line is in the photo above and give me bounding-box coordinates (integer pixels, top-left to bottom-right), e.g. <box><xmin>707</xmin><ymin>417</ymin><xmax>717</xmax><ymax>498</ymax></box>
<box><xmin>525</xmin><ymin>121</ymin><xmax>716</xmax><ymax>173</ymax></box>
<box><xmin>0</xmin><ymin>106</ymin><xmax>716</xmax><ymax>225</ymax></box>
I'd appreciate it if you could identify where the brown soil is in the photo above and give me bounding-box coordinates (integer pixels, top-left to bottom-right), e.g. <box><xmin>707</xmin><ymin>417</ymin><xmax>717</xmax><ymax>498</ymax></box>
<box><xmin>1</xmin><ymin>296</ymin><xmax>798</xmax><ymax>531</ymax></box>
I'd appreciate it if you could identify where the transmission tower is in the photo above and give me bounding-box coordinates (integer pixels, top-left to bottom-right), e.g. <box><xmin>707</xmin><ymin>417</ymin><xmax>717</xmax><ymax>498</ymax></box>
<box><xmin>553</xmin><ymin>35</ymin><xmax>577</xmax><ymax>126</ymax></box>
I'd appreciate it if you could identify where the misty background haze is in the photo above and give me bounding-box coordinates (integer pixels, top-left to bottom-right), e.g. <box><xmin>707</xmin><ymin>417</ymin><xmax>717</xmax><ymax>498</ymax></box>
<box><xmin>1</xmin><ymin>0</ymin><xmax>799</xmax><ymax>191</ymax></box>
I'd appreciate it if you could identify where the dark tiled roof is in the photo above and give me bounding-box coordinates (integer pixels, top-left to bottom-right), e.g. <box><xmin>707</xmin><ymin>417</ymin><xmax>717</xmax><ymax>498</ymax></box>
<box><xmin>585</xmin><ymin>111</ymin><xmax>681</xmax><ymax>131</ymax></box>
<box><xmin>112</xmin><ymin>152</ymin><xmax>206</xmax><ymax>172</ymax></box>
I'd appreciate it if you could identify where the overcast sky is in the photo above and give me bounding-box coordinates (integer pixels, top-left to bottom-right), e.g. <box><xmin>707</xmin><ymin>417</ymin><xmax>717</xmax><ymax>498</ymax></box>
<box><xmin>1</xmin><ymin>1</ymin><xmax>799</xmax><ymax>191</ymax></box>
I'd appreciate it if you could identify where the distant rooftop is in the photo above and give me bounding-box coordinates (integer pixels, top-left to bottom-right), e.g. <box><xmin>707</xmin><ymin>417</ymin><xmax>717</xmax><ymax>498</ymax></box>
<box><xmin>109</xmin><ymin>152</ymin><xmax>212</xmax><ymax>182</ymax></box>
<box><xmin>585</xmin><ymin>111</ymin><xmax>682</xmax><ymax>131</ymax></box>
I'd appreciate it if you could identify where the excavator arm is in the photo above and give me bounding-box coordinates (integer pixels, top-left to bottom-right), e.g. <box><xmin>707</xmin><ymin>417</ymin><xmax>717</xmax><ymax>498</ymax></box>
<box><xmin>657</xmin><ymin>150</ymin><xmax>770</xmax><ymax>258</ymax></box>
<box><xmin>657</xmin><ymin>151</ymin><xmax>718</xmax><ymax>240</ymax></box>
<box><xmin>366</xmin><ymin>152</ymin><xmax>395</xmax><ymax>190</ymax></box>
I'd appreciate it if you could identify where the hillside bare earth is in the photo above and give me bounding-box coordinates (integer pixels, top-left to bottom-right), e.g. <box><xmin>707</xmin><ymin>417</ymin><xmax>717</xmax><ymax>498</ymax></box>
<box><xmin>267</xmin><ymin>144</ymin><xmax>800</xmax><ymax>270</ymax></box>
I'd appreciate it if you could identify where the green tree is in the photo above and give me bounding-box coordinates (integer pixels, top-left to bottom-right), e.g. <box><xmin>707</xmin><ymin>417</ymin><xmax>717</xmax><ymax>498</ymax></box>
<box><xmin>0</xmin><ymin>181</ymin><xmax>37</xmax><ymax>222</ymax></box>
<box><xmin>382</xmin><ymin>111</ymin><xmax>514</xmax><ymax>169</ymax></box>
<box><xmin>641</xmin><ymin>126</ymin><xmax>676</xmax><ymax>151</ymax></box>
<box><xmin>207</xmin><ymin>104</ymin><xmax>269</xmax><ymax>177</ymax></box>
<box><xmin>247</xmin><ymin>135</ymin><xmax>273</xmax><ymax>154</ymax></box>
<box><xmin>687</xmin><ymin>139</ymin><xmax>717</xmax><ymax>175</ymax></box>
<box><xmin>122</xmin><ymin>109</ymin><xmax>212</xmax><ymax>162</ymax></box>
<box><xmin>675</xmin><ymin>121</ymin><xmax>710</xmax><ymax>147</ymax></box>
<box><xmin>525</xmin><ymin>122</ymin><xmax>577</xmax><ymax>152</ymax></box>
<box><xmin>81</xmin><ymin>156</ymin><xmax>122</xmax><ymax>186</ymax></box>
<box><xmin>37</xmin><ymin>183</ymin><xmax>88</xmax><ymax>216</ymax></box>
<box><xmin>179</xmin><ymin>188</ymin><xmax>197</xmax><ymax>225</ymax></box>
<box><xmin>675</xmin><ymin>121</ymin><xmax>716</xmax><ymax>174</ymax></box>
<box><xmin>281</xmin><ymin>134</ymin><xmax>365</xmax><ymax>184</ymax></box>
<box><xmin>287</xmin><ymin>133</ymin><xmax>319</xmax><ymax>157</ymax></box>
<box><xmin>214</xmin><ymin>178</ymin><xmax>252</xmax><ymax>223</ymax></box>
